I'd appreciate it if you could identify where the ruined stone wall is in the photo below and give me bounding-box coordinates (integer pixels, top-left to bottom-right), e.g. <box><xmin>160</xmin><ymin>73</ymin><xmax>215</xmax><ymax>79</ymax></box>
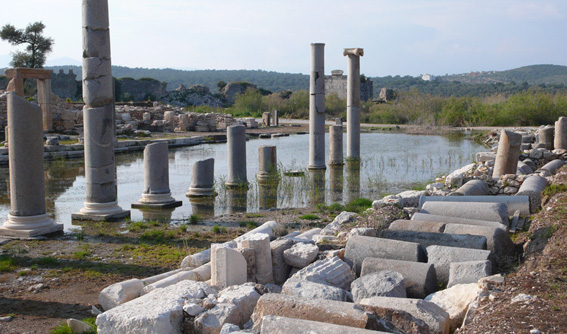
<box><xmin>115</xmin><ymin>77</ymin><xmax>167</xmax><ymax>102</ymax></box>
<box><xmin>325</xmin><ymin>73</ymin><xmax>373</xmax><ymax>101</ymax></box>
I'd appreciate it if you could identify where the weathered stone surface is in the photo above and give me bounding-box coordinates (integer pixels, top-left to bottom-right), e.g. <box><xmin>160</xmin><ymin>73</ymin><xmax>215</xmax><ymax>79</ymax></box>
<box><xmin>329</xmin><ymin>125</ymin><xmax>344</xmax><ymax>166</ymax></box>
<box><xmin>67</xmin><ymin>318</ymin><xmax>93</xmax><ymax>333</ymax></box>
<box><xmin>539</xmin><ymin>159</ymin><xmax>564</xmax><ymax>175</ymax></box>
<box><xmin>425</xmin><ymin>283</ymin><xmax>481</xmax><ymax>332</ymax></box>
<box><xmin>380</xmin><ymin>230</ymin><xmax>487</xmax><ymax>250</ymax></box>
<box><xmin>295</xmin><ymin>228</ymin><xmax>322</xmax><ymax>240</ymax></box>
<box><xmin>453</xmin><ymin>179</ymin><xmax>490</xmax><ymax>196</ymax></box>
<box><xmin>475</xmin><ymin>152</ymin><xmax>496</xmax><ymax>163</ymax></box>
<box><xmin>373</xmin><ymin>190</ymin><xmax>425</xmax><ymax>208</ymax></box>
<box><xmin>96</xmin><ymin>280</ymin><xmax>214</xmax><ymax>334</ymax></box>
<box><xmin>443</xmin><ymin>223</ymin><xmax>515</xmax><ymax>259</ymax></box>
<box><xmin>351</xmin><ymin>270</ymin><xmax>406</xmax><ymax>302</ymax></box>
<box><xmin>555</xmin><ymin>116</ymin><xmax>567</xmax><ymax>150</ymax></box>
<box><xmin>187</xmin><ymin>158</ymin><xmax>215</xmax><ymax>197</ymax></box>
<box><xmin>448</xmin><ymin>260</ymin><xmax>491</xmax><ymax>288</ymax></box>
<box><xmin>282</xmin><ymin>278</ymin><xmax>350</xmax><ymax>301</ymax></box>
<box><xmin>411</xmin><ymin>212</ymin><xmax>507</xmax><ymax>231</ymax></box>
<box><xmin>347</xmin><ymin>227</ymin><xmax>377</xmax><ymax>238</ymax></box>
<box><xmin>270</xmin><ymin>238</ymin><xmax>293</xmax><ymax>285</ymax></box>
<box><xmin>194</xmin><ymin>303</ymin><xmax>241</xmax><ymax>334</ymax></box>
<box><xmin>389</xmin><ymin>219</ymin><xmax>445</xmax><ymax>233</ymax></box>
<box><xmin>517</xmin><ymin>161</ymin><xmax>534</xmax><ymax>175</ymax></box>
<box><xmin>212</xmin><ymin>245</ymin><xmax>247</xmax><ymax>289</ymax></box>
<box><xmin>141</xmin><ymin>265</ymin><xmax>211</xmax><ymax>295</ymax></box>
<box><xmin>516</xmin><ymin>175</ymin><xmax>549</xmax><ymax>212</ymax></box>
<box><xmin>359</xmin><ymin>296</ymin><xmax>450</xmax><ymax>334</ymax></box>
<box><xmin>251</xmin><ymin>294</ymin><xmax>371</xmax><ymax>332</ymax></box>
<box><xmin>220</xmin><ymin>323</ymin><xmax>240</xmax><ymax>334</ymax></box>
<box><xmin>493</xmin><ymin>129</ymin><xmax>522</xmax><ymax>178</ymax></box>
<box><xmin>322</xmin><ymin>211</ymin><xmax>357</xmax><ymax>235</ymax></box>
<box><xmin>361</xmin><ymin>258</ymin><xmax>438</xmax><ymax>299</ymax></box>
<box><xmin>345</xmin><ymin>235</ymin><xmax>427</xmax><ymax>276</ymax></box>
<box><xmin>260</xmin><ymin>315</ymin><xmax>388</xmax><ymax>334</ymax></box>
<box><xmin>420</xmin><ymin>201</ymin><xmax>509</xmax><ymax>226</ymax></box>
<box><xmin>291</xmin><ymin>256</ymin><xmax>355</xmax><ymax>290</ymax></box>
<box><xmin>236</xmin><ymin>248</ymin><xmax>256</xmax><ymax>282</ymax></box>
<box><xmin>309</xmin><ymin>43</ymin><xmax>326</xmax><ymax>169</ymax></box>
<box><xmin>237</xmin><ymin>233</ymin><xmax>274</xmax><ymax>284</ymax></box>
<box><xmin>420</xmin><ymin>195</ymin><xmax>530</xmax><ymax>216</ymax></box>
<box><xmin>358</xmin><ymin>304</ymin><xmax>431</xmax><ymax>334</ymax></box>
<box><xmin>538</xmin><ymin>125</ymin><xmax>555</xmax><ymax>150</ymax></box>
<box><xmin>445</xmin><ymin>163</ymin><xmax>475</xmax><ymax>188</ymax></box>
<box><xmin>226</xmin><ymin>125</ymin><xmax>247</xmax><ymax>187</ymax></box>
<box><xmin>217</xmin><ymin>284</ymin><xmax>261</xmax><ymax>326</ymax></box>
<box><xmin>99</xmin><ymin>278</ymin><xmax>144</xmax><ymax>311</ymax></box>
<box><xmin>283</xmin><ymin>242</ymin><xmax>319</xmax><ymax>268</ymax></box>
<box><xmin>426</xmin><ymin>245</ymin><xmax>491</xmax><ymax>284</ymax></box>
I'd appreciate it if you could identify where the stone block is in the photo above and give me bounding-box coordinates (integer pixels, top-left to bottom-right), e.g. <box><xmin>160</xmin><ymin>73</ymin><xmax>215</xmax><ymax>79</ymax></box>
<box><xmin>426</xmin><ymin>245</ymin><xmax>491</xmax><ymax>284</ymax></box>
<box><xmin>345</xmin><ymin>235</ymin><xmax>427</xmax><ymax>276</ymax></box>
<box><xmin>425</xmin><ymin>283</ymin><xmax>481</xmax><ymax>332</ymax></box>
<box><xmin>291</xmin><ymin>256</ymin><xmax>355</xmax><ymax>291</ymax></box>
<box><xmin>282</xmin><ymin>278</ymin><xmax>350</xmax><ymax>301</ymax></box>
<box><xmin>321</xmin><ymin>211</ymin><xmax>357</xmax><ymax>235</ymax></box>
<box><xmin>237</xmin><ymin>233</ymin><xmax>274</xmax><ymax>284</ymax></box>
<box><xmin>516</xmin><ymin>175</ymin><xmax>548</xmax><ymax>212</ymax></box>
<box><xmin>351</xmin><ymin>270</ymin><xmax>406</xmax><ymax>302</ymax></box>
<box><xmin>538</xmin><ymin>159</ymin><xmax>564</xmax><ymax>175</ymax></box>
<box><xmin>448</xmin><ymin>261</ymin><xmax>491</xmax><ymax>288</ymax></box>
<box><xmin>283</xmin><ymin>242</ymin><xmax>319</xmax><ymax>268</ymax></box>
<box><xmin>419</xmin><ymin>195</ymin><xmax>530</xmax><ymax>216</ymax></box>
<box><xmin>217</xmin><ymin>284</ymin><xmax>261</xmax><ymax>326</ymax></box>
<box><xmin>141</xmin><ymin>264</ymin><xmax>211</xmax><ymax>295</ymax></box>
<box><xmin>212</xmin><ymin>245</ymin><xmax>247</xmax><ymax>289</ymax></box>
<box><xmin>236</xmin><ymin>248</ymin><xmax>256</xmax><ymax>282</ymax></box>
<box><xmin>361</xmin><ymin>258</ymin><xmax>438</xmax><ymax>299</ymax></box>
<box><xmin>453</xmin><ymin>179</ymin><xmax>489</xmax><ymax>196</ymax></box>
<box><xmin>411</xmin><ymin>212</ymin><xmax>507</xmax><ymax>231</ymax></box>
<box><xmin>443</xmin><ymin>223</ymin><xmax>515</xmax><ymax>259</ymax></box>
<box><xmin>389</xmin><ymin>219</ymin><xmax>445</xmax><ymax>233</ymax></box>
<box><xmin>194</xmin><ymin>303</ymin><xmax>241</xmax><ymax>334</ymax></box>
<box><xmin>420</xmin><ymin>201</ymin><xmax>509</xmax><ymax>226</ymax></box>
<box><xmin>270</xmin><ymin>238</ymin><xmax>293</xmax><ymax>285</ymax></box>
<box><xmin>380</xmin><ymin>230</ymin><xmax>487</xmax><ymax>250</ymax></box>
<box><xmin>99</xmin><ymin>278</ymin><xmax>144</xmax><ymax>311</ymax></box>
<box><xmin>260</xmin><ymin>315</ymin><xmax>388</xmax><ymax>334</ymax></box>
<box><xmin>295</xmin><ymin>228</ymin><xmax>322</xmax><ymax>240</ymax></box>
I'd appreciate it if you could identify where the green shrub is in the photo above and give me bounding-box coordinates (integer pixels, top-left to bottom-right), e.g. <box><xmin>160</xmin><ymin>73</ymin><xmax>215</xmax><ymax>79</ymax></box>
<box><xmin>344</xmin><ymin>198</ymin><xmax>373</xmax><ymax>214</ymax></box>
<box><xmin>299</xmin><ymin>214</ymin><xmax>320</xmax><ymax>220</ymax></box>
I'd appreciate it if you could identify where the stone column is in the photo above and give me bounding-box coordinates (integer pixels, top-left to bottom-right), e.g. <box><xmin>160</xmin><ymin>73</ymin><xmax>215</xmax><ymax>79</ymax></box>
<box><xmin>272</xmin><ymin>110</ymin><xmax>279</xmax><ymax>126</ymax></box>
<box><xmin>73</xmin><ymin>0</ymin><xmax>129</xmax><ymax>220</ymax></box>
<box><xmin>226</xmin><ymin>125</ymin><xmax>248</xmax><ymax>188</ymax></box>
<box><xmin>187</xmin><ymin>158</ymin><xmax>215</xmax><ymax>197</ymax></box>
<box><xmin>554</xmin><ymin>117</ymin><xmax>567</xmax><ymax>150</ymax></box>
<box><xmin>344</xmin><ymin>48</ymin><xmax>364</xmax><ymax>161</ymax></box>
<box><xmin>329</xmin><ymin>125</ymin><xmax>344</xmax><ymax>166</ymax></box>
<box><xmin>132</xmin><ymin>142</ymin><xmax>181</xmax><ymax>209</ymax></box>
<box><xmin>308</xmin><ymin>43</ymin><xmax>326</xmax><ymax>170</ymax></box>
<box><xmin>262</xmin><ymin>112</ymin><xmax>271</xmax><ymax>127</ymax></box>
<box><xmin>538</xmin><ymin>125</ymin><xmax>554</xmax><ymax>150</ymax></box>
<box><xmin>257</xmin><ymin>145</ymin><xmax>278</xmax><ymax>183</ymax></box>
<box><xmin>492</xmin><ymin>129</ymin><xmax>522</xmax><ymax>178</ymax></box>
<box><xmin>37</xmin><ymin>79</ymin><xmax>53</xmax><ymax>132</ymax></box>
<box><xmin>0</xmin><ymin>93</ymin><xmax>62</xmax><ymax>237</ymax></box>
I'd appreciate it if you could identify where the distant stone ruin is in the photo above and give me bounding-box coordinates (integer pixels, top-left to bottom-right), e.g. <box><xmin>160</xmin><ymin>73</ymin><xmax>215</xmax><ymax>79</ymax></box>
<box><xmin>325</xmin><ymin>69</ymin><xmax>373</xmax><ymax>101</ymax></box>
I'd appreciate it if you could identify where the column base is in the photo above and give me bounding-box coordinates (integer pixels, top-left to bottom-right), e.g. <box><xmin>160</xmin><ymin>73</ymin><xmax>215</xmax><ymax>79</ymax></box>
<box><xmin>225</xmin><ymin>182</ymin><xmax>249</xmax><ymax>190</ymax></box>
<box><xmin>308</xmin><ymin>165</ymin><xmax>327</xmax><ymax>171</ymax></box>
<box><xmin>0</xmin><ymin>213</ymin><xmax>63</xmax><ymax>238</ymax></box>
<box><xmin>72</xmin><ymin>201</ymin><xmax>130</xmax><ymax>221</ymax></box>
<box><xmin>328</xmin><ymin>161</ymin><xmax>345</xmax><ymax>166</ymax></box>
<box><xmin>132</xmin><ymin>193</ymin><xmax>182</xmax><ymax>209</ymax></box>
<box><xmin>186</xmin><ymin>187</ymin><xmax>216</xmax><ymax>198</ymax></box>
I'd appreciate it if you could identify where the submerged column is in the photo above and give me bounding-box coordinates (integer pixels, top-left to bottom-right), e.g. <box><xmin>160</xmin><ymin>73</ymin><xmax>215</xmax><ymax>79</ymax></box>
<box><xmin>226</xmin><ymin>125</ymin><xmax>248</xmax><ymax>188</ymax></box>
<box><xmin>132</xmin><ymin>142</ymin><xmax>181</xmax><ymax>209</ymax></box>
<box><xmin>329</xmin><ymin>125</ymin><xmax>344</xmax><ymax>166</ymax></box>
<box><xmin>308</xmin><ymin>43</ymin><xmax>326</xmax><ymax>170</ymax></box>
<box><xmin>0</xmin><ymin>93</ymin><xmax>62</xmax><ymax>237</ymax></box>
<box><xmin>493</xmin><ymin>129</ymin><xmax>522</xmax><ymax>178</ymax></box>
<box><xmin>257</xmin><ymin>145</ymin><xmax>278</xmax><ymax>183</ymax></box>
<box><xmin>344</xmin><ymin>48</ymin><xmax>364</xmax><ymax>161</ymax></box>
<box><xmin>186</xmin><ymin>158</ymin><xmax>215</xmax><ymax>198</ymax></box>
<box><xmin>73</xmin><ymin>0</ymin><xmax>129</xmax><ymax>220</ymax></box>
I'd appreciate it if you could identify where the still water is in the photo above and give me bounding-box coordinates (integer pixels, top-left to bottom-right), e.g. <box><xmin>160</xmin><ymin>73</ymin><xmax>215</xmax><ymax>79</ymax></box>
<box><xmin>0</xmin><ymin>131</ymin><xmax>484</xmax><ymax>231</ymax></box>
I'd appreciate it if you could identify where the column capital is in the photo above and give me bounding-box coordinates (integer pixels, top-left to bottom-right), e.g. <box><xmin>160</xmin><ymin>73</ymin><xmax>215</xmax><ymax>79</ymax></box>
<box><xmin>343</xmin><ymin>48</ymin><xmax>364</xmax><ymax>57</ymax></box>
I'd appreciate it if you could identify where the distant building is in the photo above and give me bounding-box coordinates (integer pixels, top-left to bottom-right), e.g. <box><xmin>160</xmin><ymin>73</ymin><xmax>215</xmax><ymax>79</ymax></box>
<box><xmin>325</xmin><ymin>69</ymin><xmax>373</xmax><ymax>101</ymax></box>
<box><xmin>421</xmin><ymin>74</ymin><xmax>435</xmax><ymax>81</ymax></box>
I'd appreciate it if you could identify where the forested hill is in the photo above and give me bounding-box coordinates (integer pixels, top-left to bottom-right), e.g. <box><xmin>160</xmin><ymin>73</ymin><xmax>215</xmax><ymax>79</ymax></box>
<box><xmin>440</xmin><ymin>64</ymin><xmax>567</xmax><ymax>85</ymax></box>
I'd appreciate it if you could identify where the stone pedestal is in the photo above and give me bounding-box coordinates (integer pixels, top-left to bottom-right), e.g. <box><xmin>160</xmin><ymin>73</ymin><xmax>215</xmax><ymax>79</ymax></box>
<box><xmin>272</xmin><ymin>110</ymin><xmax>279</xmax><ymax>126</ymax></box>
<box><xmin>0</xmin><ymin>93</ymin><xmax>62</xmax><ymax>237</ymax></box>
<box><xmin>492</xmin><ymin>129</ymin><xmax>522</xmax><ymax>179</ymax></box>
<box><xmin>538</xmin><ymin>125</ymin><xmax>554</xmax><ymax>150</ymax></box>
<box><xmin>329</xmin><ymin>125</ymin><xmax>344</xmax><ymax>166</ymax></box>
<box><xmin>257</xmin><ymin>145</ymin><xmax>278</xmax><ymax>183</ymax></box>
<box><xmin>186</xmin><ymin>158</ymin><xmax>215</xmax><ymax>197</ymax></box>
<box><xmin>555</xmin><ymin>117</ymin><xmax>567</xmax><ymax>150</ymax></box>
<box><xmin>237</xmin><ymin>233</ymin><xmax>274</xmax><ymax>284</ymax></box>
<box><xmin>226</xmin><ymin>125</ymin><xmax>248</xmax><ymax>188</ymax></box>
<box><xmin>132</xmin><ymin>142</ymin><xmax>181</xmax><ymax>209</ymax></box>
<box><xmin>262</xmin><ymin>112</ymin><xmax>271</xmax><ymax>127</ymax></box>
<box><xmin>73</xmin><ymin>0</ymin><xmax>129</xmax><ymax>221</ymax></box>
<box><xmin>344</xmin><ymin>48</ymin><xmax>364</xmax><ymax>161</ymax></box>
<box><xmin>309</xmin><ymin>43</ymin><xmax>326</xmax><ymax>170</ymax></box>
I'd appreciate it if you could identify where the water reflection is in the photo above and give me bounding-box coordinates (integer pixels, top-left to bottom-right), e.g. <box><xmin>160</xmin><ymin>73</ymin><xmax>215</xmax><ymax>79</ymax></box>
<box><xmin>329</xmin><ymin>166</ymin><xmax>343</xmax><ymax>203</ymax></box>
<box><xmin>345</xmin><ymin>160</ymin><xmax>361</xmax><ymax>203</ymax></box>
<box><xmin>258</xmin><ymin>182</ymin><xmax>278</xmax><ymax>210</ymax></box>
<box><xmin>227</xmin><ymin>188</ymin><xmax>248</xmax><ymax>213</ymax></box>
<box><xmin>308</xmin><ymin>170</ymin><xmax>325</xmax><ymax>207</ymax></box>
<box><xmin>189</xmin><ymin>197</ymin><xmax>215</xmax><ymax>218</ymax></box>
<box><xmin>140</xmin><ymin>208</ymin><xmax>175</xmax><ymax>223</ymax></box>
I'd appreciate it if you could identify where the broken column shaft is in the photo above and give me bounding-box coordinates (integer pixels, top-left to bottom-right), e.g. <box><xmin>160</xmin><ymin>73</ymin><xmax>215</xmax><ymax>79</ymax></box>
<box><xmin>344</xmin><ymin>48</ymin><xmax>364</xmax><ymax>161</ymax></box>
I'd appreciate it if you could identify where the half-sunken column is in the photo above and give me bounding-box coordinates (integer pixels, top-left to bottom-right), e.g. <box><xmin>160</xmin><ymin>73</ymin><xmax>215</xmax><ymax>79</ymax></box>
<box><xmin>226</xmin><ymin>125</ymin><xmax>248</xmax><ymax>188</ymax></box>
<box><xmin>37</xmin><ymin>78</ymin><xmax>53</xmax><ymax>131</ymax></box>
<box><xmin>329</xmin><ymin>125</ymin><xmax>344</xmax><ymax>166</ymax></box>
<box><xmin>257</xmin><ymin>145</ymin><xmax>278</xmax><ymax>183</ymax></box>
<box><xmin>73</xmin><ymin>0</ymin><xmax>129</xmax><ymax>220</ymax></box>
<box><xmin>187</xmin><ymin>158</ymin><xmax>215</xmax><ymax>197</ymax></box>
<box><xmin>0</xmin><ymin>93</ymin><xmax>62</xmax><ymax>237</ymax></box>
<box><xmin>132</xmin><ymin>142</ymin><xmax>181</xmax><ymax>209</ymax></box>
<box><xmin>555</xmin><ymin>117</ymin><xmax>567</xmax><ymax>150</ymax></box>
<box><xmin>492</xmin><ymin>129</ymin><xmax>522</xmax><ymax>178</ymax></box>
<box><xmin>308</xmin><ymin>43</ymin><xmax>326</xmax><ymax>170</ymax></box>
<box><xmin>344</xmin><ymin>48</ymin><xmax>364</xmax><ymax>161</ymax></box>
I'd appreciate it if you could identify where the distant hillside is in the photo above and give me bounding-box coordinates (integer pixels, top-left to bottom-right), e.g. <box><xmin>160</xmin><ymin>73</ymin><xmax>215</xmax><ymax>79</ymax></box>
<box><xmin>441</xmin><ymin>65</ymin><xmax>567</xmax><ymax>85</ymax></box>
<box><xmin>46</xmin><ymin>65</ymin><xmax>309</xmax><ymax>93</ymax></box>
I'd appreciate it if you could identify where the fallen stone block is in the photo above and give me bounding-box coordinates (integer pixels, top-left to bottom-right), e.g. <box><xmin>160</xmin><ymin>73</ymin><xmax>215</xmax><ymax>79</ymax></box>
<box><xmin>99</xmin><ymin>278</ymin><xmax>145</xmax><ymax>311</ymax></box>
<box><xmin>345</xmin><ymin>235</ymin><xmax>427</xmax><ymax>276</ymax></box>
<box><xmin>443</xmin><ymin>223</ymin><xmax>515</xmax><ymax>260</ymax></box>
<box><xmin>373</xmin><ymin>190</ymin><xmax>425</xmax><ymax>208</ymax></box>
<box><xmin>426</xmin><ymin>245</ymin><xmax>491</xmax><ymax>284</ymax></box>
<box><xmin>194</xmin><ymin>303</ymin><xmax>241</xmax><ymax>334</ymax></box>
<box><xmin>538</xmin><ymin>159</ymin><xmax>564</xmax><ymax>174</ymax></box>
<box><xmin>282</xmin><ymin>278</ymin><xmax>350</xmax><ymax>301</ymax></box>
<box><xmin>445</xmin><ymin>163</ymin><xmax>475</xmax><ymax>188</ymax></box>
<box><xmin>389</xmin><ymin>219</ymin><xmax>445</xmax><ymax>233</ymax></box>
<box><xmin>516</xmin><ymin>175</ymin><xmax>549</xmax><ymax>212</ymax></box>
<box><xmin>291</xmin><ymin>256</ymin><xmax>355</xmax><ymax>290</ymax></box>
<box><xmin>237</xmin><ymin>233</ymin><xmax>274</xmax><ymax>284</ymax></box>
<box><xmin>361</xmin><ymin>258</ymin><xmax>438</xmax><ymax>299</ymax></box>
<box><xmin>295</xmin><ymin>227</ymin><xmax>322</xmax><ymax>240</ymax></box>
<box><xmin>380</xmin><ymin>230</ymin><xmax>487</xmax><ymax>250</ymax></box>
<box><xmin>96</xmin><ymin>280</ymin><xmax>215</xmax><ymax>334</ymax></box>
<box><xmin>283</xmin><ymin>242</ymin><xmax>319</xmax><ymax>268</ymax></box>
<box><xmin>142</xmin><ymin>264</ymin><xmax>211</xmax><ymax>295</ymax></box>
<box><xmin>420</xmin><ymin>196</ymin><xmax>527</xmax><ymax>216</ymax></box>
<box><xmin>411</xmin><ymin>212</ymin><xmax>507</xmax><ymax>231</ymax></box>
<box><xmin>448</xmin><ymin>260</ymin><xmax>491</xmax><ymax>288</ymax></box>
<box><xmin>517</xmin><ymin>161</ymin><xmax>534</xmax><ymax>174</ymax></box>
<box><xmin>359</xmin><ymin>296</ymin><xmax>450</xmax><ymax>334</ymax></box>
<box><xmin>425</xmin><ymin>283</ymin><xmax>481</xmax><ymax>332</ymax></box>
<box><xmin>270</xmin><ymin>238</ymin><xmax>293</xmax><ymax>285</ymax></box>
<box><xmin>217</xmin><ymin>284</ymin><xmax>261</xmax><ymax>327</ymax></box>
<box><xmin>351</xmin><ymin>270</ymin><xmax>407</xmax><ymax>302</ymax></box>
<box><xmin>211</xmin><ymin>245</ymin><xmax>247</xmax><ymax>289</ymax></box>
<box><xmin>347</xmin><ymin>227</ymin><xmax>377</xmax><ymax>238</ymax></box>
<box><xmin>420</xmin><ymin>201</ymin><xmax>509</xmax><ymax>226</ymax></box>
<box><xmin>453</xmin><ymin>179</ymin><xmax>490</xmax><ymax>196</ymax></box>
<box><xmin>260</xmin><ymin>315</ymin><xmax>389</xmax><ymax>334</ymax></box>
<box><xmin>220</xmin><ymin>323</ymin><xmax>240</xmax><ymax>334</ymax></box>
<box><xmin>475</xmin><ymin>152</ymin><xmax>496</xmax><ymax>163</ymax></box>
<box><xmin>321</xmin><ymin>211</ymin><xmax>357</xmax><ymax>235</ymax></box>
<box><xmin>236</xmin><ymin>248</ymin><xmax>256</xmax><ymax>283</ymax></box>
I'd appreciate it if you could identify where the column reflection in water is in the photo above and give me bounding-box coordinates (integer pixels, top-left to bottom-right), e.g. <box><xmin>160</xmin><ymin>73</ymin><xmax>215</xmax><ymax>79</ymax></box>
<box><xmin>258</xmin><ymin>182</ymin><xmax>278</xmax><ymax>210</ymax></box>
<box><xmin>308</xmin><ymin>170</ymin><xmax>326</xmax><ymax>207</ymax></box>
<box><xmin>345</xmin><ymin>160</ymin><xmax>361</xmax><ymax>203</ymax></box>
<box><xmin>227</xmin><ymin>188</ymin><xmax>248</xmax><ymax>214</ymax></box>
<box><xmin>140</xmin><ymin>208</ymin><xmax>175</xmax><ymax>224</ymax></box>
<box><xmin>189</xmin><ymin>197</ymin><xmax>215</xmax><ymax>218</ymax></box>
<box><xmin>329</xmin><ymin>165</ymin><xmax>344</xmax><ymax>204</ymax></box>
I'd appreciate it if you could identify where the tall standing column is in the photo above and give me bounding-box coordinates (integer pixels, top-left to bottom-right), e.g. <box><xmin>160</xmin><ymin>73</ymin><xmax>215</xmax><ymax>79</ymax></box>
<box><xmin>73</xmin><ymin>0</ymin><xmax>129</xmax><ymax>220</ymax></box>
<box><xmin>226</xmin><ymin>125</ymin><xmax>248</xmax><ymax>188</ymax></box>
<box><xmin>0</xmin><ymin>93</ymin><xmax>62</xmax><ymax>237</ymax></box>
<box><xmin>308</xmin><ymin>43</ymin><xmax>326</xmax><ymax>170</ymax></box>
<box><xmin>344</xmin><ymin>48</ymin><xmax>364</xmax><ymax>161</ymax></box>
<box><xmin>37</xmin><ymin>78</ymin><xmax>53</xmax><ymax>132</ymax></box>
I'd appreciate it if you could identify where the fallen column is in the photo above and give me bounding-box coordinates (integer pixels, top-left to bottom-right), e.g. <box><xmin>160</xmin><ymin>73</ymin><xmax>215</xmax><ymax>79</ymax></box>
<box><xmin>308</xmin><ymin>43</ymin><xmax>326</xmax><ymax>170</ymax></box>
<box><xmin>380</xmin><ymin>230</ymin><xmax>487</xmax><ymax>250</ymax></box>
<box><xmin>389</xmin><ymin>219</ymin><xmax>446</xmax><ymax>233</ymax></box>
<box><xmin>420</xmin><ymin>201</ymin><xmax>509</xmax><ymax>226</ymax></box>
<box><xmin>344</xmin><ymin>48</ymin><xmax>364</xmax><ymax>161</ymax></box>
<box><xmin>516</xmin><ymin>175</ymin><xmax>548</xmax><ymax>211</ymax></box>
<box><xmin>260</xmin><ymin>315</ymin><xmax>388</xmax><ymax>334</ymax></box>
<box><xmin>452</xmin><ymin>179</ymin><xmax>489</xmax><ymax>196</ymax></box>
<box><xmin>492</xmin><ymin>129</ymin><xmax>522</xmax><ymax>178</ymax></box>
<box><xmin>426</xmin><ymin>245</ymin><xmax>491</xmax><ymax>284</ymax></box>
<box><xmin>443</xmin><ymin>223</ymin><xmax>515</xmax><ymax>259</ymax></box>
<box><xmin>419</xmin><ymin>195</ymin><xmax>530</xmax><ymax>216</ymax></box>
<box><xmin>411</xmin><ymin>212</ymin><xmax>507</xmax><ymax>231</ymax></box>
<box><xmin>538</xmin><ymin>159</ymin><xmax>564</xmax><ymax>175</ymax></box>
<box><xmin>0</xmin><ymin>93</ymin><xmax>63</xmax><ymax>237</ymax></box>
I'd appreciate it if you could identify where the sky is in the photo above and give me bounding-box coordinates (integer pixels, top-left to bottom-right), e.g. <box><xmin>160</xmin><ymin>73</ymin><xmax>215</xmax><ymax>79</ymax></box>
<box><xmin>0</xmin><ymin>0</ymin><xmax>566</xmax><ymax>77</ymax></box>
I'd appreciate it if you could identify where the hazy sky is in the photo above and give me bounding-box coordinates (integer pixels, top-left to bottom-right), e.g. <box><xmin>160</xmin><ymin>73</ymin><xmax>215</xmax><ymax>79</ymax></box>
<box><xmin>1</xmin><ymin>0</ymin><xmax>565</xmax><ymax>77</ymax></box>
